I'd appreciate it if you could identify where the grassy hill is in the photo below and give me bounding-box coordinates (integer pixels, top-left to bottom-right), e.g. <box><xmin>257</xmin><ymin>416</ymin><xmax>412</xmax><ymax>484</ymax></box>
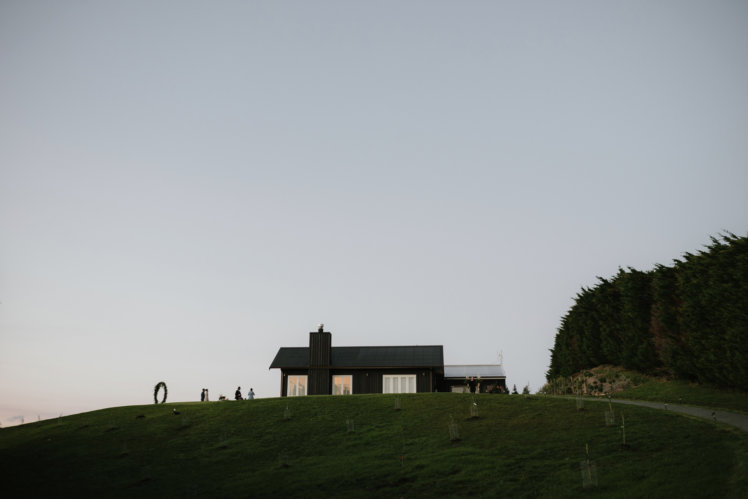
<box><xmin>541</xmin><ymin>365</ymin><xmax>748</xmax><ymax>414</ymax></box>
<box><xmin>1</xmin><ymin>393</ymin><xmax>747</xmax><ymax>498</ymax></box>
<box><xmin>612</xmin><ymin>380</ymin><xmax>748</xmax><ymax>414</ymax></box>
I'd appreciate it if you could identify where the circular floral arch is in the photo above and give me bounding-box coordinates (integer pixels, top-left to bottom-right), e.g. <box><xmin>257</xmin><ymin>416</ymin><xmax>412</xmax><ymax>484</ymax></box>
<box><xmin>153</xmin><ymin>381</ymin><xmax>168</xmax><ymax>404</ymax></box>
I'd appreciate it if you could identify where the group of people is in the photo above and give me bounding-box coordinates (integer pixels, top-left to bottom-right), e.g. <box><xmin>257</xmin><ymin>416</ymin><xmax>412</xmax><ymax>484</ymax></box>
<box><xmin>235</xmin><ymin>386</ymin><xmax>254</xmax><ymax>400</ymax></box>
<box><xmin>199</xmin><ymin>387</ymin><xmax>254</xmax><ymax>402</ymax></box>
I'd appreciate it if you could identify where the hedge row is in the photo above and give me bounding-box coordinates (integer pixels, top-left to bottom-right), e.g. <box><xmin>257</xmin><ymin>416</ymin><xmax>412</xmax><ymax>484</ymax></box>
<box><xmin>547</xmin><ymin>233</ymin><xmax>748</xmax><ymax>390</ymax></box>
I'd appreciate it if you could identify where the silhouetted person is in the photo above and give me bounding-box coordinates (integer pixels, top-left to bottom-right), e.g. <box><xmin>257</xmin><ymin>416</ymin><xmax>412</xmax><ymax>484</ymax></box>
<box><xmin>201</xmin><ymin>389</ymin><xmax>206</xmax><ymax>402</ymax></box>
<box><xmin>235</xmin><ymin>386</ymin><xmax>243</xmax><ymax>400</ymax></box>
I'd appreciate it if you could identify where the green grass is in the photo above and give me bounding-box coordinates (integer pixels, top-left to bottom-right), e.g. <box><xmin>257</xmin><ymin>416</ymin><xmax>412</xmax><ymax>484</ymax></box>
<box><xmin>1</xmin><ymin>394</ymin><xmax>747</xmax><ymax>498</ymax></box>
<box><xmin>611</xmin><ymin>379</ymin><xmax>748</xmax><ymax>414</ymax></box>
<box><xmin>545</xmin><ymin>365</ymin><xmax>748</xmax><ymax>414</ymax></box>
<box><xmin>584</xmin><ymin>367</ymin><xmax>748</xmax><ymax>414</ymax></box>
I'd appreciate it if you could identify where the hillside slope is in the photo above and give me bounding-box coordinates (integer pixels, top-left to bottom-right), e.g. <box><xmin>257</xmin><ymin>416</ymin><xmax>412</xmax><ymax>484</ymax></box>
<box><xmin>1</xmin><ymin>394</ymin><xmax>746</xmax><ymax>498</ymax></box>
<box><xmin>541</xmin><ymin>365</ymin><xmax>748</xmax><ymax>414</ymax></box>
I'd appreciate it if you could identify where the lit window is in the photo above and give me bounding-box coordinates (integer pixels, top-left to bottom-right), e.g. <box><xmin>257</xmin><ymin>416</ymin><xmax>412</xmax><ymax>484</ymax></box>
<box><xmin>383</xmin><ymin>375</ymin><xmax>417</xmax><ymax>394</ymax></box>
<box><xmin>332</xmin><ymin>375</ymin><xmax>353</xmax><ymax>395</ymax></box>
<box><xmin>287</xmin><ymin>375</ymin><xmax>307</xmax><ymax>397</ymax></box>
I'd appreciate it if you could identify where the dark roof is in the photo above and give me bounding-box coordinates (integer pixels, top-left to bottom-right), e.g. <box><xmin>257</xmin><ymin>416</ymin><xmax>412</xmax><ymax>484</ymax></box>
<box><xmin>269</xmin><ymin>345</ymin><xmax>444</xmax><ymax>369</ymax></box>
<box><xmin>269</xmin><ymin>347</ymin><xmax>308</xmax><ymax>368</ymax></box>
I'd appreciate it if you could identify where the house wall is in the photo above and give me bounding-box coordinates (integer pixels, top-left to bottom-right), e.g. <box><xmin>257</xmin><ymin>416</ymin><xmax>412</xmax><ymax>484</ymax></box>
<box><xmin>280</xmin><ymin>368</ymin><xmax>441</xmax><ymax>395</ymax></box>
<box><xmin>340</xmin><ymin>368</ymin><xmax>433</xmax><ymax>394</ymax></box>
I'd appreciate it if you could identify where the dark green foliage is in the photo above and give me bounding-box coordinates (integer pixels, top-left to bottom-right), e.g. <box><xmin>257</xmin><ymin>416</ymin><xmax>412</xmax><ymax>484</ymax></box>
<box><xmin>548</xmin><ymin>233</ymin><xmax>748</xmax><ymax>390</ymax></box>
<box><xmin>674</xmin><ymin>235</ymin><xmax>748</xmax><ymax>388</ymax></box>
<box><xmin>651</xmin><ymin>264</ymin><xmax>688</xmax><ymax>375</ymax></box>
<box><xmin>595</xmin><ymin>278</ymin><xmax>623</xmax><ymax>366</ymax></box>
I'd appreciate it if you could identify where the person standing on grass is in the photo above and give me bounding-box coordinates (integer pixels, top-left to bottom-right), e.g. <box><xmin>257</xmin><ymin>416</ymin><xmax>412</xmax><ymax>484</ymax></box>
<box><xmin>205</xmin><ymin>388</ymin><xmax>209</xmax><ymax>402</ymax></box>
<box><xmin>201</xmin><ymin>389</ymin><xmax>205</xmax><ymax>402</ymax></box>
<box><xmin>248</xmin><ymin>388</ymin><xmax>254</xmax><ymax>400</ymax></box>
<box><xmin>235</xmin><ymin>386</ymin><xmax>243</xmax><ymax>400</ymax></box>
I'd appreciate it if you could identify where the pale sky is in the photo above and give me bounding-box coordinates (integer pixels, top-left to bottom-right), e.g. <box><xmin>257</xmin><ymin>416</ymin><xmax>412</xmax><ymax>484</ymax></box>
<box><xmin>1</xmin><ymin>1</ymin><xmax>747</xmax><ymax>427</ymax></box>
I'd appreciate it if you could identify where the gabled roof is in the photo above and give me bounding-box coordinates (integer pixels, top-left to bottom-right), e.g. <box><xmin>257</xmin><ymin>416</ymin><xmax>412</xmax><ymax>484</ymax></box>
<box><xmin>444</xmin><ymin>364</ymin><xmax>506</xmax><ymax>379</ymax></box>
<box><xmin>269</xmin><ymin>347</ymin><xmax>308</xmax><ymax>368</ymax></box>
<box><xmin>332</xmin><ymin>346</ymin><xmax>444</xmax><ymax>368</ymax></box>
<box><xmin>270</xmin><ymin>345</ymin><xmax>444</xmax><ymax>369</ymax></box>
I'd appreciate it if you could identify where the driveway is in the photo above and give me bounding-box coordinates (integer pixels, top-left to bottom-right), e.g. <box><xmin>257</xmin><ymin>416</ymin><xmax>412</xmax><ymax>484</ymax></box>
<box><xmin>604</xmin><ymin>398</ymin><xmax>748</xmax><ymax>432</ymax></box>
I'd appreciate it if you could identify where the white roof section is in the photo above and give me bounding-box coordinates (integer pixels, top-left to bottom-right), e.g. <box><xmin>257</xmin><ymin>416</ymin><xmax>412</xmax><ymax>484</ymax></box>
<box><xmin>444</xmin><ymin>364</ymin><xmax>506</xmax><ymax>379</ymax></box>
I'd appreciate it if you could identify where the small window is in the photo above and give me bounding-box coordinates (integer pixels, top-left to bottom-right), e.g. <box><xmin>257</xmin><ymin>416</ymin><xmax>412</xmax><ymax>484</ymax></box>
<box><xmin>383</xmin><ymin>375</ymin><xmax>417</xmax><ymax>394</ymax></box>
<box><xmin>287</xmin><ymin>375</ymin><xmax>307</xmax><ymax>396</ymax></box>
<box><xmin>332</xmin><ymin>375</ymin><xmax>353</xmax><ymax>395</ymax></box>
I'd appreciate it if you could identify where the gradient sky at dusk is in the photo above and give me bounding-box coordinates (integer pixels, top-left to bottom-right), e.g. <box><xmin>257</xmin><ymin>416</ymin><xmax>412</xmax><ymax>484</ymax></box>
<box><xmin>2</xmin><ymin>1</ymin><xmax>747</xmax><ymax>426</ymax></box>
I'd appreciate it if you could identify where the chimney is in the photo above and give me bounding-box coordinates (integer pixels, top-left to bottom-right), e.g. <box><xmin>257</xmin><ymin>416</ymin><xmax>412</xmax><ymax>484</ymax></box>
<box><xmin>308</xmin><ymin>324</ymin><xmax>332</xmax><ymax>395</ymax></box>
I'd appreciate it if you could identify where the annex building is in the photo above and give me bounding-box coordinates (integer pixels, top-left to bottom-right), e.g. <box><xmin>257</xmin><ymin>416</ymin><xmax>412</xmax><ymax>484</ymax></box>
<box><xmin>269</xmin><ymin>325</ymin><xmax>507</xmax><ymax>396</ymax></box>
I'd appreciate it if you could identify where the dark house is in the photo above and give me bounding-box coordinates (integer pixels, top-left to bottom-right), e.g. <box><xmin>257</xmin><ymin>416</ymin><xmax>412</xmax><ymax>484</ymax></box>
<box><xmin>269</xmin><ymin>325</ymin><xmax>445</xmax><ymax>396</ymax></box>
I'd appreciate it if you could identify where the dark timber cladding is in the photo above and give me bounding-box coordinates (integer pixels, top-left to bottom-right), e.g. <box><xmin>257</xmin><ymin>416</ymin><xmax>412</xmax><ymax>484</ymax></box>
<box><xmin>269</xmin><ymin>326</ymin><xmax>445</xmax><ymax>396</ymax></box>
<box><xmin>308</xmin><ymin>328</ymin><xmax>331</xmax><ymax>395</ymax></box>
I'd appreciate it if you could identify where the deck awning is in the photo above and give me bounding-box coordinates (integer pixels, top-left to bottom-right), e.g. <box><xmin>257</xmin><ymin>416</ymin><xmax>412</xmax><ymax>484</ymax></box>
<box><xmin>444</xmin><ymin>364</ymin><xmax>506</xmax><ymax>379</ymax></box>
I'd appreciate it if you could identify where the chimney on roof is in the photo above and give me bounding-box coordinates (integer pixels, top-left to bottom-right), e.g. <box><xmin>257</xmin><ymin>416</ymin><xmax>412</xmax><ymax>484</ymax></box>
<box><xmin>308</xmin><ymin>324</ymin><xmax>332</xmax><ymax>395</ymax></box>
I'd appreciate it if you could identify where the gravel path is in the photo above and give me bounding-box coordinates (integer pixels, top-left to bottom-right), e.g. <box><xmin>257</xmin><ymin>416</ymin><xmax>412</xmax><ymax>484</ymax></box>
<box><xmin>542</xmin><ymin>395</ymin><xmax>748</xmax><ymax>432</ymax></box>
<box><xmin>604</xmin><ymin>398</ymin><xmax>748</xmax><ymax>432</ymax></box>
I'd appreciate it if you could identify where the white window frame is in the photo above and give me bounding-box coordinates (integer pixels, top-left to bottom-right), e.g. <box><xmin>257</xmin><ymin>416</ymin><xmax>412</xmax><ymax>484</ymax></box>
<box><xmin>383</xmin><ymin>374</ymin><xmax>417</xmax><ymax>394</ymax></box>
<box><xmin>287</xmin><ymin>375</ymin><xmax>307</xmax><ymax>397</ymax></box>
<box><xmin>332</xmin><ymin>375</ymin><xmax>353</xmax><ymax>395</ymax></box>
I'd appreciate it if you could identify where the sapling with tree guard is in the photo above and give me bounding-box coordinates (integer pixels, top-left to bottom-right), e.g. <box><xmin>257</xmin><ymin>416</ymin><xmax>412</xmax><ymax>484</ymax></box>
<box><xmin>469</xmin><ymin>398</ymin><xmax>479</xmax><ymax>419</ymax></box>
<box><xmin>576</xmin><ymin>396</ymin><xmax>584</xmax><ymax>411</ymax></box>
<box><xmin>448</xmin><ymin>415</ymin><xmax>460</xmax><ymax>442</ymax></box>
<box><xmin>605</xmin><ymin>395</ymin><xmax>615</xmax><ymax>426</ymax></box>
<box><xmin>620</xmin><ymin>413</ymin><xmax>630</xmax><ymax>450</ymax></box>
<box><xmin>574</xmin><ymin>377</ymin><xmax>585</xmax><ymax>411</ymax></box>
<box><xmin>580</xmin><ymin>443</ymin><xmax>598</xmax><ymax>488</ymax></box>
